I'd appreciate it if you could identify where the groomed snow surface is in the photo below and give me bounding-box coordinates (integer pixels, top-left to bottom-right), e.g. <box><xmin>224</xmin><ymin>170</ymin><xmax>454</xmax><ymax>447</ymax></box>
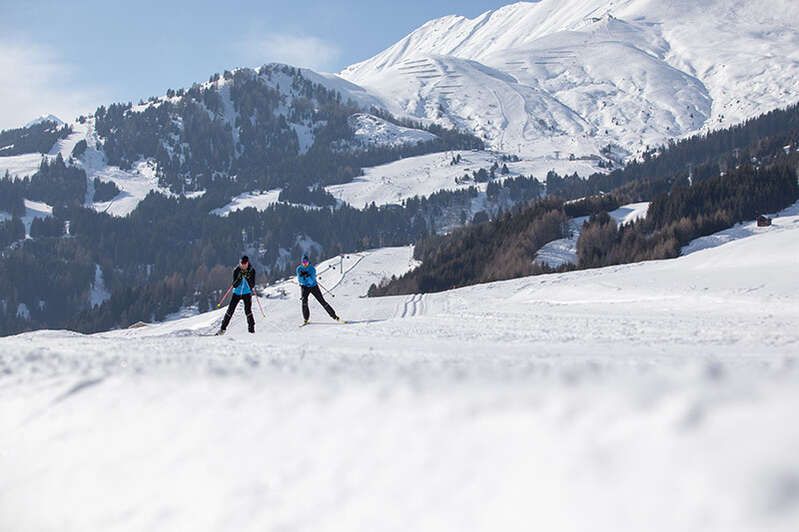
<box><xmin>2</xmin><ymin>207</ymin><xmax>799</xmax><ymax>531</ymax></box>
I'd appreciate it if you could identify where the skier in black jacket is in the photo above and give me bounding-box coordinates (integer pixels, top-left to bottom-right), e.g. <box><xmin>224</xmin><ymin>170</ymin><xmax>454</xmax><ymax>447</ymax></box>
<box><xmin>217</xmin><ymin>255</ymin><xmax>256</xmax><ymax>335</ymax></box>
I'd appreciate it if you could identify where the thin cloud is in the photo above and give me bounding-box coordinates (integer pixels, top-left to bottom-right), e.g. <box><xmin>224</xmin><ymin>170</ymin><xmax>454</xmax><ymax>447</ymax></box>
<box><xmin>234</xmin><ymin>33</ymin><xmax>342</xmax><ymax>72</ymax></box>
<box><xmin>0</xmin><ymin>40</ymin><xmax>105</xmax><ymax>130</ymax></box>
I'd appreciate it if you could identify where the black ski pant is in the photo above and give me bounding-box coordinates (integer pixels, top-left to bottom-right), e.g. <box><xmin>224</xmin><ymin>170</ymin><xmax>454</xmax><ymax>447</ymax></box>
<box><xmin>221</xmin><ymin>293</ymin><xmax>255</xmax><ymax>332</ymax></box>
<box><xmin>301</xmin><ymin>285</ymin><xmax>337</xmax><ymax>321</ymax></box>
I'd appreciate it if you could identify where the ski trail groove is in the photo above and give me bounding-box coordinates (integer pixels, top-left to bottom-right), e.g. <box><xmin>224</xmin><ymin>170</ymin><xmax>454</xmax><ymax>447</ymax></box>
<box><xmin>51</xmin><ymin>377</ymin><xmax>105</xmax><ymax>404</ymax></box>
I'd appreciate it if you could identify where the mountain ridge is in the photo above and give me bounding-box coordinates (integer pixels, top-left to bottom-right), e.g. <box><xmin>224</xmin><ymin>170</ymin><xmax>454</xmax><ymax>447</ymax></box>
<box><xmin>341</xmin><ymin>0</ymin><xmax>799</xmax><ymax>158</ymax></box>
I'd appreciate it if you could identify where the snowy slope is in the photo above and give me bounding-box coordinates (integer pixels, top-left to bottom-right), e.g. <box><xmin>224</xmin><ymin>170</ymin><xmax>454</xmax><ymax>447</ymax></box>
<box><xmin>342</xmin><ymin>0</ymin><xmax>799</xmax><ymax>158</ymax></box>
<box><xmin>682</xmin><ymin>199</ymin><xmax>799</xmax><ymax>255</ymax></box>
<box><xmin>347</xmin><ymin>113</ymin><xmax>438</xmax><ymax>148</ymax></box>
<box><xmin>20</xmin><ymin>199</ymin><xmax>53</xmax><ymax>238</ymax></box>
<box><xmin>0</xmin><ymin>119</ymin><xmax>83</xmax><ymax>180</ymax></box>
<box><xmin>1</xmin><ymin>65</ymin><xmax>446</xmax><ymax>216</ymax></box>
<box><xmin>1</xmin><ymin>199</ymin><xmax>55</xmax><ymax>239</ymax></box>
<box><xmin>24</xmin><ymin>114</ymin><xmax>65</xmax><ymax>128</ymax></box>
<box><xmin>326</xmin><ymin>149</ymin><xmax>598</xmax><ymax>209</ymax></box>
<box><xmin>3</xmin><ymin>211</ymin><xmax>799</xmax><ymax>531</ymax></box>
<box><xmin>210</xmin><ymin>189</ymin><xmax>284</xmax><ymax>216</ymax></box>
<box><xmin>75</xmin><ymin>118</ymin><xmax>173</xmax><ymax>217</ymax></box>
<box><xmin>209</xmin><ymin>189</ymin><xmax>331</xmax><ymax>216</ymax></box>
<box><xmin>536</xmin><ymin>201</ymin><xmax>649</xmax><ymax>267</ymax></box>
<box><xmin>0</xmin><ymin>117</ymin><xmax>174</xmax><ymax>217</ymax></box>
<box><xmin>0</xmin><ymin>152</ymin><xmax>46</xmax><ymax>180</ymax></box>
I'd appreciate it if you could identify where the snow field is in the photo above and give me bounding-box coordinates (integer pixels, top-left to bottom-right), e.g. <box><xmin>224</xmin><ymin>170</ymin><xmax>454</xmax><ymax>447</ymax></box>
<box><xmin>325</xmin><ymin>150</ymin><xmax>599</xmax><ymax>209</ymax></box>
<box><xmin>2</xmin><ymin>218</ymin><xmax>799</xmax><ymax>531</ymax></box>
<box><xmin>348</xmin><ymin>113</ymin><xmax>438</xmax><ymax>148</ymax></box>
<box><xmin>210</xmin><ymin>190</ymin><xmax>284</xmax><ymax>217</ymax></box>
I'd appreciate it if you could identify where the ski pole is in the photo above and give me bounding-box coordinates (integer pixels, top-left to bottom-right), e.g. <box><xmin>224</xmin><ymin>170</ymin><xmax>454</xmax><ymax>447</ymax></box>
<box><xmin>217</xmin><ymin>270</ymin><xmax>246</xmax><ymax>308</ymax></box>
<box><xmin>216</xmin><ymin>284</ymin><xmax>234</xmax><ymax>308</ymax></box>
<box><xmin>317</xmin><ymin>281</ymin><xmax>335</xmax><ymax>298</ymax></box>
<box><xmin>244</xmin><ymin>277</ymin><xmax>267</xmax><ymax>318</ymax></box>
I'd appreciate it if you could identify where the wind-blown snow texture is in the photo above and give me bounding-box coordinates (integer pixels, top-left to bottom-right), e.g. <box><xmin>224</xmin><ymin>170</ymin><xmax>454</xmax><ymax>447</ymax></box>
<box><xmin>342</xmin><ymin>0</ymin><xmax>799</xmax><ymax>157</ymax></box>
<box><xmin>3</xmin><ymin>207</ymin><xmax>799</xmax><ymax>531</ymax></box>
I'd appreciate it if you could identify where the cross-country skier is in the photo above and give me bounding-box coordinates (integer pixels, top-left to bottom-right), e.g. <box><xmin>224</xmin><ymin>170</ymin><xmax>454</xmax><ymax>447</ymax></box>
<box><xmin>217</xmin><ymin>255</ymin><xmax>256</xmax><ymax>335</ymax></box>
<box><xmin>297</xmin><ymin>255</ymin><xmax>340</xmax><ymax>325</ymax></box>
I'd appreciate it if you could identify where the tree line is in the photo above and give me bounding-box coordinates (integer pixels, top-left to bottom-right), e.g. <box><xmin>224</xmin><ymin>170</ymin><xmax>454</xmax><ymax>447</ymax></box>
<box><xmin>576</xmin><ymin>163</ymin><xmax>799</xmax><ymax>267</ymax></box>
<box><xmin>0</xmin><ymin>120</ymin><xmax>71</xmax><ymax>156</ymax></box>
<box><xmin>372</xmin><ymin>101</ymin><xmax>799</xmax><ymax>297</ymax></box>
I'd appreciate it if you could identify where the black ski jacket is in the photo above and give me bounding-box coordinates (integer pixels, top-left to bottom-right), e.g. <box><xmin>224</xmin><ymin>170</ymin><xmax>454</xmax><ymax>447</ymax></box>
<box><xmin>232</xmin><ymin>266</ymin><xmax>256</xmax><ymax>291</ymax></box>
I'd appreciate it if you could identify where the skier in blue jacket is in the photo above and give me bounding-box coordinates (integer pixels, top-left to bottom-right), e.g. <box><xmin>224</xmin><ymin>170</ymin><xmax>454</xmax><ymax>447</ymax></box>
<box><xmin>296</xmin><ymin>254</ymin><xmax>340</xmax><ymax>325</ymax></box>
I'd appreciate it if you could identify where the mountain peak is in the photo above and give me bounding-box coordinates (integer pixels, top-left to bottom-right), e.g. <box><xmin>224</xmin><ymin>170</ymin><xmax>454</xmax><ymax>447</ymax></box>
<box><xmin>341</xmin><ymin>0</ymin><xmax>799</xmax><ymax>157</ymax></box>
<box><xmin>25</xmin><ymin>114</ymin><xmax>65</xmax><ymax>128</ymax></box>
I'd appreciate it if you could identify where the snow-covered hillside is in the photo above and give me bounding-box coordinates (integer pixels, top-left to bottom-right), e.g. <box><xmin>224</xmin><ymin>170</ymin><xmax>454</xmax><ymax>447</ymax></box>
<box><xmin>536</xmin><ymin>201</ymin><xmax>650</xmax><ymax>267</ymax></box>
<box><xmin>347</xmin><ymin>113</ymin><xmax>438</xmax><ymax>148</ymax></box>
<box><xmin>0</xmin><ymin>199</ymin><xmax>54</xmax><ymax>238</ymax></box>
<box><xmin>0</xmin><ymin>118</ymin><xmax>175</xmax><ymax>217</ymax></box>
<box><xmin>682</xmin><ymin>200</ymin><xmax>799</xmax><ymax>255</ymax></box>
<box><xmin>208</xmin><ymin>149</ymin><xmax>599</xmax><ymax>214</ymax></box>
<box><xmin>342</xmin><ymin>0</ymin><xmax>799</xmax><ymax>158</ymax></box>
<box><xmin>0</xmin><ymin>64</ymin><xmax>453</xmax><ymax>217</ymax></box>
<box><xmin>3</xmin><ymin>205</ymin><xmax>799</xmax><ymax>531</ymax></box>
<box><xmin>24</xmin><ymin>114</ymin><xmax>65</xmax><ymax>128</ymax></box>
<box><xmin>210</xmin><ymin>189</ymin><xmax>285</xmax><ymax>216</ymax></box>
<box><xmin>0</xmin><ymin>152</ymin><xmax>46</xmax><ymax>181</ymax></box>
<box><xmin>326</xmin><ymin>149</ymin><xmax>598</xmax><ymax>209</ymax></box>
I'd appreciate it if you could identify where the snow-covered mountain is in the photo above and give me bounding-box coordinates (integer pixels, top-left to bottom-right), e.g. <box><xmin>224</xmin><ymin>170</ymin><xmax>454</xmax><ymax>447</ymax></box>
<box><xmin>6</xmin><ymin>0</ymin><xmax>798</xmax><ymax>219</ymax></box>
<box><xmin>24</xmin><ymin>114</ymin><xmax>65</xmax><ymax>128</ymax></box>
<box><xmin>342</xmin><ymin>0</ymin><xmax>799</xmax><ymax>158</ymax></box>
<box><xmin>1</xmin><ymin>64</ymin><xmax>474</xmax><ymax>217</ymax></box>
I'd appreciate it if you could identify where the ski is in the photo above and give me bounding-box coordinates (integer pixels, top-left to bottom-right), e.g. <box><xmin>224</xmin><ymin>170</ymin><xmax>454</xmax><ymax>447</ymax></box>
<box><xmin>299</xmin><ymin>319</ymin><xmax>347</xmax><ymax>327</ymax></box>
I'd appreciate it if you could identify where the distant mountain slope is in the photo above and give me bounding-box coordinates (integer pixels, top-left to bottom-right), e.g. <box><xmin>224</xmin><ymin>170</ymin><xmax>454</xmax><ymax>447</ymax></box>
<box><xmin>1</xmin><ymin>64</ymin><xmax>482</xmax><ymax>217</ymax></box>
<box><xmin>372</xmin><ymin>102</ymin><xmax>799</xmax><ymax>296</ymax></box>
<box><xmin>342</xmin><ymin>0</ymin><xmax>799</xmax><ymax>157</ymax></box>
<box><xmin>24</xmin><ymin>114</ymin><xmax>65</xmax><ymax>128</ymax></box>
<box><xmin>91</xmin><ymin>64</ymin><xmax>479</xmax><ymax>196</ymax></box>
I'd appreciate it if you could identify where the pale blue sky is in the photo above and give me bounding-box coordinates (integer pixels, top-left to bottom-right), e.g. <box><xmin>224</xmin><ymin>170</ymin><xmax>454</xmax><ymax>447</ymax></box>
<box><xmin>0</xmin><ymin>0</ymin><xmax>513</xmax><ymax>128</ymax></box>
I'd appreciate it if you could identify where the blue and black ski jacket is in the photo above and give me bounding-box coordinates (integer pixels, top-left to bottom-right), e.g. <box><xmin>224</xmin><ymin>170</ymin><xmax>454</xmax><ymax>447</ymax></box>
<box><xmin>296</xmin><ymin>264</ymin><xmax>318</xmax><ymax>287</ymax></box>
<box><xmin>232</xmin><ymin>266</ymin><xmax>256</xmax><ymax>296</ymax></box>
